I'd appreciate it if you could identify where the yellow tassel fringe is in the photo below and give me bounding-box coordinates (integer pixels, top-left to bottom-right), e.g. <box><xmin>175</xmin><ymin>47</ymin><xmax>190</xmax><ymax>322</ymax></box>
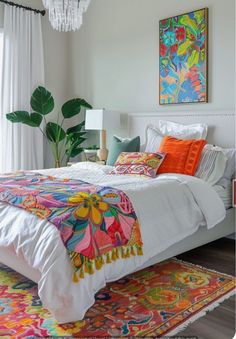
<box><xmin>73</xmin><ymin>272</ymin><xmax>79</xmax><ymax>283</ymax></box>
<box><xmin>71</xmin><ymin>244</ymin><xmax>143</xmax><ymax>283</ymax></box>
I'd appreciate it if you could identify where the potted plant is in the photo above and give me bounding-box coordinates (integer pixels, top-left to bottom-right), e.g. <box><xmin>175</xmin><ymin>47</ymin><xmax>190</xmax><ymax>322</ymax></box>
<box><xmin>6</xmin><ymin>86</ymin><xmax>92</xmax><ymax>167</ymax></box>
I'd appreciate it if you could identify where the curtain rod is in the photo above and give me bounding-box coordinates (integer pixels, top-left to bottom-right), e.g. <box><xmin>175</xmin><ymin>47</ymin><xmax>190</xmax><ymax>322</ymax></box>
<box><xmin>0</xmin><ymin>0</ymin><xmax>46</xmax><ymax>16</ymax></box>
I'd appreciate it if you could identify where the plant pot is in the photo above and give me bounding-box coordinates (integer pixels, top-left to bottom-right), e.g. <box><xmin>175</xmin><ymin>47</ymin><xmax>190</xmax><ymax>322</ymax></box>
<box><xmin>55</xmin><ymin>160</ymin><xmax>61</xmax><ymax>168</ymax></box>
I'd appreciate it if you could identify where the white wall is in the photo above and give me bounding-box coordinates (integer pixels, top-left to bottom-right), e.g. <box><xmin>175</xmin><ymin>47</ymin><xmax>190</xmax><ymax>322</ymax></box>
<box><xmin>69</xmin><ymin>0</ymin><xmax>235</xmax><ymax>114</ymax></box>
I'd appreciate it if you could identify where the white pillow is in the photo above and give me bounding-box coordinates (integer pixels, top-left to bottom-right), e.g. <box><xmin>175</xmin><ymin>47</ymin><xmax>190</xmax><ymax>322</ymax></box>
<box><xmin>144</xmin><ymin>125</ymin><xmax>164</xmax><ymax>152</ymax></box>
<box><xmin>159</xmin><ymin>120</ymin><xmax>208</xmax><ymax>140</ymax></box>
<box><xmin>216</xmin><ymin>148</ymin><xmax>236</xmax><ymax>188</ymax></box>
<box><xmin>144</xmin><ymin>121</ymin><xmax>208</xmax><ymax>153</ymax></box>
<box><xmin>195</xmin><ymin>144</ymin><xmax>227</xmax><ymax>186</ymax></box>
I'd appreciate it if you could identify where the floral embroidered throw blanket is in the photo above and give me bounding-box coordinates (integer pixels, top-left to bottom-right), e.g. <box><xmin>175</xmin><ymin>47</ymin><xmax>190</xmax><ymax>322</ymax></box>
<box><xmin>0</xmin><ymin>172</ymin><xmax>143</xmax><ymax>282</ymax></box>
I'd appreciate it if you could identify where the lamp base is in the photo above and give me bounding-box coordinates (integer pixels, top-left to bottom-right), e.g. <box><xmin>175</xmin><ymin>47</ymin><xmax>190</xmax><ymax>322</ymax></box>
<box><xmin>97</xmin><ymin>148</ymin><xmax>108</xmax><ymax>162</ymax></box>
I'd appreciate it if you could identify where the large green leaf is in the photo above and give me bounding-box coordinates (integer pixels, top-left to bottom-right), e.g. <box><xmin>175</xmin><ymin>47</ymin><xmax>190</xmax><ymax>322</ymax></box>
<box><xmin>75</xmin><ymin>131</ymin><xmax>86</xmax><ymax>138</ymax></box>
<box><xmin>30</xmin><ymin>86</ymin><xmax>54</xmax><ymax>115</ymax></box>
<box><xmin>46</xmin><ymin>122</ymin><xmax>66</xmax><ymax>142</ymax></box>
<box><xmin>72</xmin><ymin>137</ymin><xmax>86</xmax><ymax>146</ymax></box>
<box><xmin>66</xmin><ymin>121</ymin><xmax>85</xmax><ymax>134</ymax></box>
<box><xmin>66</xmin><ymin>133</ymin><xmax>86</xmax><ymax>146</ymax></box>
<box><xmin>62</xmin><ymin>99</ymin><xmax>92</xmax><ymax>119</ymax></box>
<box><xmin>79</xmin><ymin>99</ymin><xmax>93</xmax><ymax>109</ymax></box>
<box><xmin>66</xmin><ymin>147</ymin><xmax>84</xmax><ymax>158</ymax></box>
<box><xmin>6</xmin><ymin>111</ymin><xmax>42</xmax><ymax>127</ymax></box>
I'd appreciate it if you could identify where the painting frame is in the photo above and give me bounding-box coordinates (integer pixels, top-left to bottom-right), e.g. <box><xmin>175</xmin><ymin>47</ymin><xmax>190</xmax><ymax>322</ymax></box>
<box><xmin>159</xmin><ymin>8</ymin><xmax>209</xmax><ymax>105</ymax></box>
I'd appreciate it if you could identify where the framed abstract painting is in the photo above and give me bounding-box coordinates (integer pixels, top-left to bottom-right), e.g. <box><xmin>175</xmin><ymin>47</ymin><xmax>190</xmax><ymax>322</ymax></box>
<box><xmin>159</xmin><ymin>8</ymin><xmax>208</xmax><ymax>105</ymax></box>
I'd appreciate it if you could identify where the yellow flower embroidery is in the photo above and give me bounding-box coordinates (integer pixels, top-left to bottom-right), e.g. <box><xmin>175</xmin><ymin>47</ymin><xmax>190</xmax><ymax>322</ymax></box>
<box><xmin>68</xmin><ymin>192</ymin><xmax>109</xmax><ymax>225</ymax></box>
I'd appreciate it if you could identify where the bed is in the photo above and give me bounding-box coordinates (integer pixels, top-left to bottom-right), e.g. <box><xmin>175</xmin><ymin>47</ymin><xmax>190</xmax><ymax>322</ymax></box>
<box><xmin>0</xmin><ymin>111</ymin><xmax>235</xmax><ymax>324</ymax></box>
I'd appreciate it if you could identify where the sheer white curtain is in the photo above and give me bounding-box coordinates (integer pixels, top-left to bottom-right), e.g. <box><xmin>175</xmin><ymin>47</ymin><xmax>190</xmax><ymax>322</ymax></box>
<box><xmin>0</xmin><ymin>5</ymin><xmax>45</xmax><ymax>173</ymax></box>
<box><xmin>0</xmin><ymin>32</ymin><xmax>3</xmax><ymax>116</ymax></box>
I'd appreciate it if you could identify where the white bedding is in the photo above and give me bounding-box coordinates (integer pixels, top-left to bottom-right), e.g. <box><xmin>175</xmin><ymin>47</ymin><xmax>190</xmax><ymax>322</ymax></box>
<box><xmin>0</xmin><ymin>163</ymin><xmax>226</xmax><ymax>323</ymax></box>
<box><xmin>213</xmin><ymin>183</ymin><xmax>233</xmax><ymax>209</ymax></box>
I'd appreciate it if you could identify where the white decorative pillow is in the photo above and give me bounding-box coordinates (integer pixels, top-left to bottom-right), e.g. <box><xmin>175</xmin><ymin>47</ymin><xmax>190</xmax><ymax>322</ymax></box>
<box><xmin>144</xmin><ymin>125</ymin><xmax>164</xmax><ymax>152</ymax></box>
<box><xmin>195</xmin><ymin>144</ymin><xmax>227</xmax><ymax>186</ymax></box>
<box><xmin>159</xmin><ymin>120</ymin><xmax>208</xmax><ymax>140</ymax></box>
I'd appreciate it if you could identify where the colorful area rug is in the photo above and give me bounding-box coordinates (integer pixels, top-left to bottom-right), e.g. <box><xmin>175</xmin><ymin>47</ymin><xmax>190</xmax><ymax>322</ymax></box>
<box><xmin>0</xmin><ymin>259</ymin><xmax>235</xmax><ymax>338</ymax></box>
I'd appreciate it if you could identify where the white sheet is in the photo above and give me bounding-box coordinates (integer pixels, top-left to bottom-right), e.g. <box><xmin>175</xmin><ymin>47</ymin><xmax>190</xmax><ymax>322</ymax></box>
<box><xmin>213</xmin><ymin>183</ymin><xmax>233</xmax><ymax>209</ymax></box>
<box><xmin>0</xmin><ymin>163</ymin><xmax>226</xmax><ymax>323</ymax></box>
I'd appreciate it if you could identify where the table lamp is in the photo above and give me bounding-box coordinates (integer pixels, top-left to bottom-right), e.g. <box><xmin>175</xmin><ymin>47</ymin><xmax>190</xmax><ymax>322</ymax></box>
<box><xmin>85</xmin><ymin>109</ymin><xmax>120</xmax><ymax>162</ymax></box>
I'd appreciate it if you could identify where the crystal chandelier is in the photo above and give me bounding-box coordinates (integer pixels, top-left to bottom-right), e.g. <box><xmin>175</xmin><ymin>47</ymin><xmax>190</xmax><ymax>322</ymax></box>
<box><xmin>42</xmin><ymin>0</ymin><xmax>91</xmax><ymax>32</ymax></box>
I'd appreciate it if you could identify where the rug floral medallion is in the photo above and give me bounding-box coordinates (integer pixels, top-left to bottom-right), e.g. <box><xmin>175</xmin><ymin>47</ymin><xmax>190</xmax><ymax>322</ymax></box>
<box><xmin>0</xmin><ymin>258</ymin><xmax>235</xmax><ymax>338</ymax></box>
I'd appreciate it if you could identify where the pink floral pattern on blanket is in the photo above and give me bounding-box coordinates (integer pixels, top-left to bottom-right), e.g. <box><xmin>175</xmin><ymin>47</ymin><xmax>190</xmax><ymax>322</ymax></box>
<box><xmin>0</xmin><ymin>172</ymin><xmax>143</xmax><ymax>281</ymax></box>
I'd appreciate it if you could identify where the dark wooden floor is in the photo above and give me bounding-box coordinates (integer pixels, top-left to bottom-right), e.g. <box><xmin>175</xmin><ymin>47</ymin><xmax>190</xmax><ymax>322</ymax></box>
<box><xmin>176</xmin><ymin>237</ymin><xmax>235</xmax><ymax>339</ymax></box>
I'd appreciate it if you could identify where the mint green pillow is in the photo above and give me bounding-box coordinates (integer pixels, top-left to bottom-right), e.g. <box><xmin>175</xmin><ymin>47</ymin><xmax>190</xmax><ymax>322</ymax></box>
<box><xmin>107</xmin><ymin>136</ymin><xmax>140</xmax><ymax>166</ymax></box>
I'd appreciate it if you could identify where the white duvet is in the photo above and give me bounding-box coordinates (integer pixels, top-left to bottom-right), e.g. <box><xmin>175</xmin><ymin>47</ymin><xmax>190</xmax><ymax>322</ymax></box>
<box><xmin>0</xmin><ymin>163</ymin><xmax>226</xmax><ymax>323</ymax></box>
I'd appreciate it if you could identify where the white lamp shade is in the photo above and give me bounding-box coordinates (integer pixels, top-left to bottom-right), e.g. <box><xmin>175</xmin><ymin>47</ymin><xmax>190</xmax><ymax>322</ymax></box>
<box><xmin>85</xmin><ymin>109</ymin><xmax>120</xmax><ymax>130</ymax></box>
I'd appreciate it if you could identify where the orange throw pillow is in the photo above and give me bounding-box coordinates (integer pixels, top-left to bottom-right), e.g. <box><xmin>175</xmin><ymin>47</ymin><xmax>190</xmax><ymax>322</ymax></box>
<box><xmin>157</xmin><ymin>136</ymin><xmax>206</xmax><ymax>176</ymax></box>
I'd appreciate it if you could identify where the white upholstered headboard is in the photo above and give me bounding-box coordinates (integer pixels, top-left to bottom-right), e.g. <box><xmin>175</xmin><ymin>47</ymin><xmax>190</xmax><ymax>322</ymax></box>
<box><xmin>128</xmin><ymin>111</ymin><xmax>235</xmax><ymax>148</ymax></box>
